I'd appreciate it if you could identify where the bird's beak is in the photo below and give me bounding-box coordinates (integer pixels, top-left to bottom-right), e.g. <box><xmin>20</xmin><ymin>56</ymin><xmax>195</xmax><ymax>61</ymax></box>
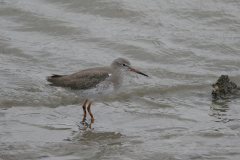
<box><xmin>130</xmin><ymin>68</ymin><xmax>148</xmax><ymax>77</ymax></box>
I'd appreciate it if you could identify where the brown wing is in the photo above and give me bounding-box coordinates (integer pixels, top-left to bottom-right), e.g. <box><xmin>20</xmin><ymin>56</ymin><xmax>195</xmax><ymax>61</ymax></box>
<box><xmin>46</xmin><ymin>67</ymin><xmax>111</xmax><ymax>90</ymax></box>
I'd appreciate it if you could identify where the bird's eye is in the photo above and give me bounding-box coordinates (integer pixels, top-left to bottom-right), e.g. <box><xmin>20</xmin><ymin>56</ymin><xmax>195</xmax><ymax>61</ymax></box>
<box><xmin>122</xmin><ymin>63</ymin><xmax>126</xmax><ymax>66</ymax></box>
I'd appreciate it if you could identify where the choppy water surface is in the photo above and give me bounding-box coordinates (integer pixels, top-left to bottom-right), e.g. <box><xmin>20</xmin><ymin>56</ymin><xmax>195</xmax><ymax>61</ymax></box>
<box><xmin>1</xmin><ymin>0</ymin><xmax>240</xmax><ymax>159</ymax></box>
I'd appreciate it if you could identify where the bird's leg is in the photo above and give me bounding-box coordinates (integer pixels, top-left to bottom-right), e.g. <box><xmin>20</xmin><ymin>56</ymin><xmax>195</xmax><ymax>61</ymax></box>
<box><xmin>87</xmin><ymin>101</ymin><xmax>94</xmax><ymax>120</ymax></box>
<box><xmin>82</xmin><ymin>99</ymin><xmax>88</xmax><ymax>117</ymax></box>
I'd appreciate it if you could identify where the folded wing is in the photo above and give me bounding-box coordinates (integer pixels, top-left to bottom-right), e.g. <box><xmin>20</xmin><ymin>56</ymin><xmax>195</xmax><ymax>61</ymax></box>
<box><xmin>46</xmin><ymin>67</ymin><xmax>110</xmax><ymax>90</ymax></box>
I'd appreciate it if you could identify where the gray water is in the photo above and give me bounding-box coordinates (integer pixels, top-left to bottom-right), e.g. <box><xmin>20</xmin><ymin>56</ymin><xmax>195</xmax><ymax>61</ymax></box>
<box><xmin>1</xmin><ymin>0</ymin><xmax>240</xmax><ymax>160</ymax></box>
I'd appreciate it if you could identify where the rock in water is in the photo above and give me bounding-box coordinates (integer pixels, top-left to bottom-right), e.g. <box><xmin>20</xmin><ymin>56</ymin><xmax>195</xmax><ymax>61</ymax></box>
<box><xmin>212</xmin><ymin>75</ymin><xmax>240</xmax><ymax>99</ymax></box>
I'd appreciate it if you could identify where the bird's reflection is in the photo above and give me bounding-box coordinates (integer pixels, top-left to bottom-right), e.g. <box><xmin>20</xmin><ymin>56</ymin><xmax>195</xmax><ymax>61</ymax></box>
<box><xmin>72</xmin><ymin>129</ymin><xmax>123</xmax><ymax>143</ymax></box>
<box><xmin>78</xmin><ymin>116</ymin><xmax>94</xmax><ymax>131</ymax></box>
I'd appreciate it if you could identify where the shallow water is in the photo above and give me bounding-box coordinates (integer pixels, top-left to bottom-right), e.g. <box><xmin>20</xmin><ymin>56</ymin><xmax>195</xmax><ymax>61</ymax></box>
<box><xmin>1</xmin><ymin>0</ymin><xmax>240</xmax><ymax>159</ymax></box>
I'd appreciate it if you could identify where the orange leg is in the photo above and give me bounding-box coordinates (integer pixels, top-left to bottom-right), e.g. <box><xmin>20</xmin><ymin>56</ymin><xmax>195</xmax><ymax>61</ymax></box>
<box><xmin>87</xmin><ymin>101</ymin><xmax>94</xmax><ymax>120</ymax></box>
<box><xmin>82</xmin><ymin>99</ymin><xmax>88</xmax><ymax>116</ymax></box>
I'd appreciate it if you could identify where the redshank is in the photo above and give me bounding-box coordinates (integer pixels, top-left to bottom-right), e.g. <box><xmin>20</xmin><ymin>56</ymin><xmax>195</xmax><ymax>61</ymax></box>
<box><xmin>46</xmin><ymin>58</ymin><xmax>148</xmax><ymax>120</ymax></box>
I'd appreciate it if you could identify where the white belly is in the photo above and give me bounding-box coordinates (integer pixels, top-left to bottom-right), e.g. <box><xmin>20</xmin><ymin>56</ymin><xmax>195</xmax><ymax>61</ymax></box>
<box><xmin>67</xmin><ymin>80</ymin><xmax>116</xmax><ymax>100</ymax></box>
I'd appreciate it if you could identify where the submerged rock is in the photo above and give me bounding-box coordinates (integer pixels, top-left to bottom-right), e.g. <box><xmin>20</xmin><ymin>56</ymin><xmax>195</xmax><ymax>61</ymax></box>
<box><xmin>212</xmin><ymin>75</ymin><xmax>240</xmax><ymax>99</ymax></box>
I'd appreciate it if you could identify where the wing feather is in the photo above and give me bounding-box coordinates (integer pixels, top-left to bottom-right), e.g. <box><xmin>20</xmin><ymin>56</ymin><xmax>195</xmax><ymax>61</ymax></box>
<box><xmin>46</xmin><ymin>67</ymin><xmax>111</xmax><ymax>90</ymax></box>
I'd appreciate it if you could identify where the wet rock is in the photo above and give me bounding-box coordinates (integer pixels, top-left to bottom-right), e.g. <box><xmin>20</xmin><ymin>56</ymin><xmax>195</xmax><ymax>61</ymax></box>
<box><xmin>212</xmin><ymin>75</ymin><xmax>240</xmax><ymax>99</ymax></box>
